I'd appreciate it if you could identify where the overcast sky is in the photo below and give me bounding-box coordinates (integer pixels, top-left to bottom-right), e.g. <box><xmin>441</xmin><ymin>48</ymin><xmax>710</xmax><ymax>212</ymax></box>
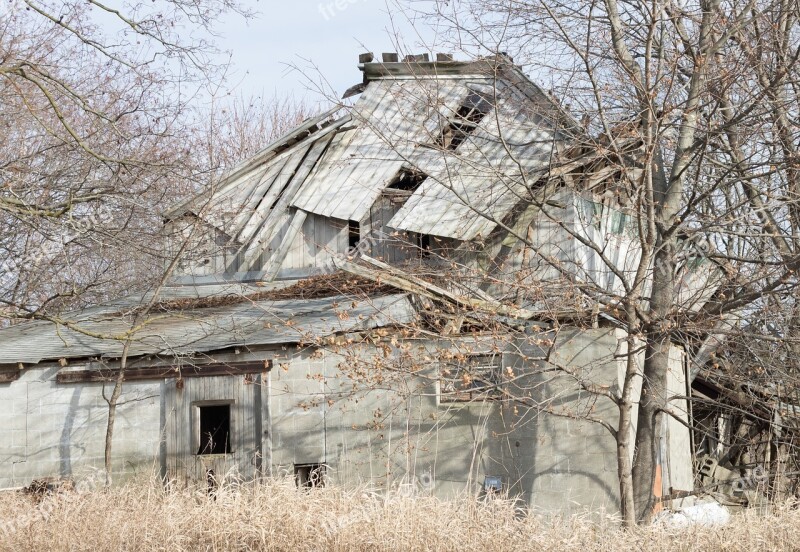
<box><xmin>212</xmin><ymin>1</ymin><xmax>439</xmax><ymax>107</ymax></box>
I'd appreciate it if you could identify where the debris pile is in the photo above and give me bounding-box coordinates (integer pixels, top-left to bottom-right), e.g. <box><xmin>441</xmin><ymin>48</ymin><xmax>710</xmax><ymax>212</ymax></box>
<box><xmin>141</xmin><ymin>272</ymin><xmax>398</xmax><ymax>314</ymax></box>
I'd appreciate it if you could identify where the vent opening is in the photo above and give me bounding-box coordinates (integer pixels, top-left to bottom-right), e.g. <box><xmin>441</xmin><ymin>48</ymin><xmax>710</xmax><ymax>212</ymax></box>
<box><xmin>417</xmin><ymin>233</ymin><xmax>432</xmax><ymax>258</ymax></box>
<box><xmin>295</xmin><ymin>463</ymin><xmax>326</xmax><ymax>488</ymax></box>
<box><xmin>348</xmin><ymin>220</ymin><xmax>360</xmax><ymax>249</ymax></box>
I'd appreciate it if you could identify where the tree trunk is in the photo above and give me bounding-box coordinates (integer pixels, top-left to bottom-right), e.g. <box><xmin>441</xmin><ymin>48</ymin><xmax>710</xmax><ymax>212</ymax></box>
<box><xmin>632</xmin><ymin>238</ymin><xmax>676</xmax><ymax>522</ymax></box>
<box><xmin>104</xmin><ymin>341</ymin><xmax>131</xmax><ymax>487</ymax></box>
<box><xmin>616</xmin><ymin>353</ymin><xmax>637</xmax><ymax>526</ymax></box>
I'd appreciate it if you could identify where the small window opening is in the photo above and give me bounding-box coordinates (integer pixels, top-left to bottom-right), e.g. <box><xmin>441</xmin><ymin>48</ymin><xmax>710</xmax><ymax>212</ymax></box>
<box><xmin>348</xmin><ymin>220</ymin><xmax>360</xmax><ymax>250</ymax></box>
<box><xmin>437</xmin><ymin>92</ymin><xmax>493</xmax><ymax>150</ymax></box>
<box><xmin>295</xmin><ymin>463</ymin><xmax>326</xmax><ymax>488</ymax></box>
<box><xmin>387</xmin><ymin>169</ymin><xmax>427</xmax><ymax>192</ymax></box>
<box><xmin>482</xmin><ymin>475</ymin><xmax>504</xmax><ymax>496</ymax></box>
<box><xmin>198</xmin><ymin>404</ymin><xmax>231</xmax><ymax>455</ymax></box>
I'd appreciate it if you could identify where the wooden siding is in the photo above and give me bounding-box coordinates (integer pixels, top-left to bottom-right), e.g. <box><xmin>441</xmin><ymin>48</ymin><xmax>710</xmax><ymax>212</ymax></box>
<box><xmin>165</xmin><ymin>217</ymin><xmax>237</xmax><ymax>277</ymax></box>
<box><xmin>360</xmin><ymin>194</ymin><xmax>420</xmax><ymax>263</ymax></box>
<box><xmin>57</xmin><ymin>360</ymin><xmax>270</xmax><ymax>384</ymax></box>
<box><xmin>163</xmin><ymin>373</ymin><xmax>266</xmax><ymax>485</ymax></box>
<box><xmin>282</xmin><ymin>212</ymin><xmax>349</xmax><ymax>271</ymax></box>
<box><xmin>176</xmin><ymin>68</ymin><xmax>573</xmax><ymax>272</ymax></box>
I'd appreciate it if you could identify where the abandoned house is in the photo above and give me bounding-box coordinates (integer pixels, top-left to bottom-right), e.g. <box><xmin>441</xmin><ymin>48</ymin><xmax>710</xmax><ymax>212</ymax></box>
<box><xmin>0</xmin><ymin>53</ymin><xmax>718</xmax><ymax>515</ymax></box>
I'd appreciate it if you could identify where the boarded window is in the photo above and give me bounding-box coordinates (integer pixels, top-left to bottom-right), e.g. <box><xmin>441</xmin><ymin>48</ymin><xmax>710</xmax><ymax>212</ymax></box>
<box><xmin>197</xmin><ymin>404</ymin><xmax>232</xmax><ymax>455</ymax></box>
<box><xmin>440</xmin><ymin>354</ymin><xmax>503</xmax><ymax>402</ymax></box>
<box><xmin>295</xmin><ymin>463</ymin><xmax>326</xmax><ymax>488</ymax></box>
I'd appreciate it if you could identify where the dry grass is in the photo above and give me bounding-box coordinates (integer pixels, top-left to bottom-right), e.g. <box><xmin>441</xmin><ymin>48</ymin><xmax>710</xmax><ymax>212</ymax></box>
<box><xmin>1</xmin><ymin>478</ymin><xmax>798</xmax><ymax>551</ymax></box>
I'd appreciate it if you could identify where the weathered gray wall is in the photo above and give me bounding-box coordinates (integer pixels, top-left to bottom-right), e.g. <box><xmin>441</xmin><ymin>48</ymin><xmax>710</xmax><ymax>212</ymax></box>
<box><xmin>0</xmin><ymin>327</ymin><xmax>691</xmax><ymax>516</ymax></box>
<box><xmin>0</xmin><ymin>364</ymin><xmax>162</xmax><ymax>489</ymax></box>
<box><xmin>268</xmin><ymin>328</ymin><xmax>691</xmax><ymax>514</ymax></box>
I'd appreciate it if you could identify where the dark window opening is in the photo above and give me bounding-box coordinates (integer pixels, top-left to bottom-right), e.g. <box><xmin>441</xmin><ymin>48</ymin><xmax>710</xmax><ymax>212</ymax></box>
<box><xmin>387</xmin><ymin>169</ymin><xmax>427</xmax><ymax>192</ymax></box>
<box><xmin>295</xmin><ymin>463</ymin><xmax>326</xmax><ymax>488</ymax></box>
<box><xmin>437</xmin><ymin>92</ymin><xmax>493</xmax><ymax>150</ymax></box>
<box><xmin>348</xmin><ymin>220</ymin><xmax>360</xmax><ymax>250</ymax></box>
<box><xmin>417</xmin><ymin>233</ymin><xmax>432</xmax><ymax>258</ymax></box>
<box><xmin>198</xmin><ymin>404</ymin><xmax>231</xmax><ymax>455</ymax></box>
<box><xmin>440</xmin><ymin>354</ymin><xmax>503</xmax><ymax>402</ymax></box>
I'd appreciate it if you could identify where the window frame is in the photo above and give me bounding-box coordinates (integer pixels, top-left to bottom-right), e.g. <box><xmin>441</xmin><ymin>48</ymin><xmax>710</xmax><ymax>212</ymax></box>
<box><xmin>192</xmin><ymin>399</ymin><xmax>235</xmax><ymax>456</ymax></box>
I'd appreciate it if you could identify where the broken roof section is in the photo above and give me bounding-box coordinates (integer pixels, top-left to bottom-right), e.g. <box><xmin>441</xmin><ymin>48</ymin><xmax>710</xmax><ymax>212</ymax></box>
<box><xmin>168</xmin><ymin>54</ymin><xmax>580</xmax><ymax>273</ymax></box>
<box><xmin>0</xmin><ymin>282</ymin><xmax>416</xmax><ymax>365</ymax></box>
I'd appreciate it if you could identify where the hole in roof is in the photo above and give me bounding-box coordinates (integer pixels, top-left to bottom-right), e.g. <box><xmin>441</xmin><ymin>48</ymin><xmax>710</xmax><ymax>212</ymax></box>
<box><xmin>436</xmin><ymin>91</ymin><xmax>493</xmax><ymax>150</ymax></box>
<box><xmin>387</xmin><ymin>168</ymin><xmax>427</xmax><ymax>192</ymax></box>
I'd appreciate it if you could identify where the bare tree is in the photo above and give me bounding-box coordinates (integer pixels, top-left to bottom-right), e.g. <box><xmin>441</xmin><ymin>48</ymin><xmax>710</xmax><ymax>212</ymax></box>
<box><xmin>0</xmin><ymin>0</ymin><xmax>326</xmax><ymax>484</ymax></box>
<box><xmin>352</xmin><ymin>0</ymin><xmax>800</xmax><ymax>525</ymax></box>
<box><xmin>0</xmin><ymin>0</ymin><xmax>255</xmax><ymax>325</ymax></box>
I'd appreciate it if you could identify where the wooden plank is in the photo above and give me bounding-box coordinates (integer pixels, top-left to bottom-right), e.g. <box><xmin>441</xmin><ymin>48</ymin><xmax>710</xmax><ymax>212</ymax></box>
<box><xmin>313</xmin><ymin>214</ymin><xmax>346</xmax><ymax>269</ymax></box>
<box><xmin>231</xmin><ymin>376</ymin><xmax>239</xmax><ymax>464</ymax></box>
<box><xmin>335</xmin><ymin>255</ymin><xmax>538</xmax><ymax>319</ymax></box>
<box><xmin>305</xmin><ymin>213</ymin><xmax>319</xmax><ymax>266</ymax></box>
<box><xmin>236</xmin><ymin>128</ymin><xmax>341</xmax><ymax>273</ymax></box>
<box><xmin>228</xmin><ymin>158</ymin><xmax>291</xmax><ymax>241</ymax></box>
<box><xmin>265</xmin><ymin>371</ymin><xmax>274</xmax><ymax>475</ymax></box>
<box><xmin>179</xmin><ymin>107</ymin><xmax>342</xmax><ymax>212</ymax></box>
<box><xmin>159</xmin><ymin>380</ymin><xmax>168</xmax><ymax>481</ymax></box>
<box><xmin>57</xmin><ymin>360</ymin><xmax>272</xmax><ymax>384</ymax></box>
<box><xmin>234</xmin><ymin>144</ymin><xmax>312</xmax><ymax>247</ymax></box>
<box><xmin>244</xmin><ymin>376</ymin><xmax>254</xmax><ymax>477</ymax></box>
<box><xmin>175</xmin><ymin>377</ymin><xmax>187</xmax><ymax>482</ymax></box>
<box><xmin>263</xmin><ymin>209</ymin><xmax>308</xmax><ymax>281</ymax></box>
<box><xmin>290</xmin><ymin>128</ymin><xmax>360</xmax><ymax>213</ymax></box>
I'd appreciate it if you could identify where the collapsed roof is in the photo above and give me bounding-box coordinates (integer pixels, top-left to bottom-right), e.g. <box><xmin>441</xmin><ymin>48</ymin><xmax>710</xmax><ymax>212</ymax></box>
<box><xmin>167</xmin><ymin>54</ymin><xmax>581</xmax><ymax>274</ymax></box>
